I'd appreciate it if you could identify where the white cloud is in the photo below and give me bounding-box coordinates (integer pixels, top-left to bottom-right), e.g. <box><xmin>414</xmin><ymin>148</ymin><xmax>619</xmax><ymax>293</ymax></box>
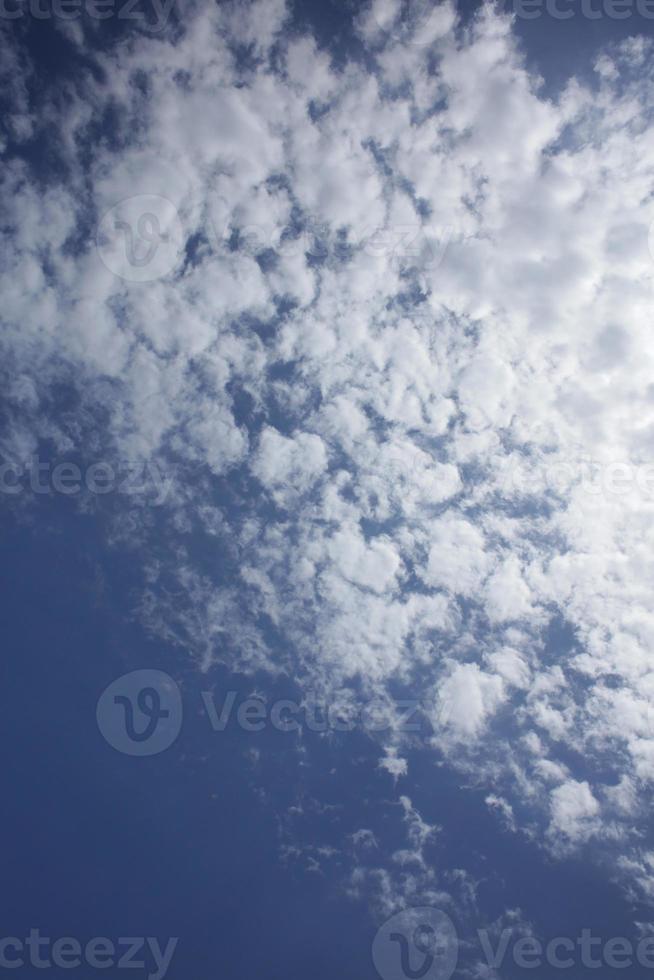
<box><xmin>435</xmin><ymin>662</ymin><xmax>506</xmax><ymax>740</ymax></box>
<box><xmin>6</xmin><ymin>0</ymin><xmax>654</xmax><ymax>908</ymax></box>
<box><xmin>252</xmin><ymin>427</ymin><xmax>328</xmax><ymax>499</ymax></box>
<box><xmin>549</xmin><ymin>780</ymin><xmax>601</xmax><ymax>845</ymax></box>
<box><xmin>483</xmin><ymin>557</ymin><xmax>533</xmax><ymax>624</ymax></box>
<box><xmin>422</xmin><ymin>517</ymin><xmax>490</xmax><ymax>596</ymax></box>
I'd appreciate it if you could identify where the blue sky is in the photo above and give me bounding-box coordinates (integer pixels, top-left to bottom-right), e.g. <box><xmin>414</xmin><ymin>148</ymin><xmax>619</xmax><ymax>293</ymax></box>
<box><xmin>4</xmin><ymin>0</ymin><xmax>654</xmax><ymax>978</ymax></box>
<box><xmin>5</xmin><ymin>504</ymin><xmax>653</xmax><ymax>978</ymax></box>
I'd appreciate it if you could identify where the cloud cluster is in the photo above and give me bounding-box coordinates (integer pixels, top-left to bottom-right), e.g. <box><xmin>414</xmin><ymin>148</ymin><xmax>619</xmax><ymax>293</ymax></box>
<box><xmin>4</xmin><ymin>0</ymin><xmax>654</xmax><ymax>909</ymax></box>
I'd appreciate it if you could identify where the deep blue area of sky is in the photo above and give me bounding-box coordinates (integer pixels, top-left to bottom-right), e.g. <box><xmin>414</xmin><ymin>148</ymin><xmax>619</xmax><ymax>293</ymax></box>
<box><xmin>4</xmin><ymin>1</ymin><xmax>654</xmax><ymax>977</ymax></box>
<box><xmin>2</xmin><ymin>501</ymin><xmax>654</xmax><ymax>979</ymax></box>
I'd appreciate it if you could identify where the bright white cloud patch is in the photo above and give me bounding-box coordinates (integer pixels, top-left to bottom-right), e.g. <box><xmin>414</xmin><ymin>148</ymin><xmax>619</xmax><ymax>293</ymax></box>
<box><xmin>549</xmin><ymin>779</ymin><xmax>601</xmax><ymax>846</ymax></box>
<box><xmin>435</xmin><ymin>662</ymin><xmax>506</xmax><ymax>739</ymax></box>
<box><xmin>4</xmin><ymin>0</ymin><xmax>654</xmax><ymax>910</ymax></box>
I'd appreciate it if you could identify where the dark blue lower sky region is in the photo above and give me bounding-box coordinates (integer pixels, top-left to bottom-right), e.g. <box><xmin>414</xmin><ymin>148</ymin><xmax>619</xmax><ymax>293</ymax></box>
<box><xmin>1</xmin><ymin>503</ymin><xmax>653</xmax><ymax>979</ymax></box>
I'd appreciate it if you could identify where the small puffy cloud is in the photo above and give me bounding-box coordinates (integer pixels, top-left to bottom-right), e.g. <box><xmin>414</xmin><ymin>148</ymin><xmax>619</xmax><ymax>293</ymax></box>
<box><xmin>328</xmin><ymin>526</ymin><xmax>401</xmax><ymax>594</ymax></box>
<box><xmin>252</xmin><ymin>427</ymin><xmax>328</xmax><ymax>498</ymax></box>
<box><xmin>457</xmin><ymin>352</ymin><xmax>515</xmax><ymax>430</ymax></box>
<box><xmin>486</xmin><ymin>794</ymin><xmax>517</xmax><ymax>832</ymax></box>
<box><xmin>485</xmin><ymin>647</ymin><xmax>531</xmax><ymax>689</ymax></box>
<box><xmin>379</xmin><ymin>747</ymin><xmax>409</xmax><ymax>779</ymax></box>
<box><xmin>422</xmin><ymin>516</ymin><xmax>490</xmax><ymax>595</ymax></box>
<box><xmin>483</xmin><ymin>558</ymin><xmax>533</xmax><ymax>624</ymax></box>
<box><xmin>435</xmin><ymin>663</ymin><xmax>505</xmax><ymax>740</ymax></box>
<box><xmin>549</xmin><ymin>780</ymin><xmax>601</xmax><ymax>844</ymax></box>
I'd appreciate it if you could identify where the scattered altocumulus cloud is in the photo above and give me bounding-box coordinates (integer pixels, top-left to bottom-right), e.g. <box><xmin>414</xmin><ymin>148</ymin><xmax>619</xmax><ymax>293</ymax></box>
<box><xmin>3</xmin><ymin>0</ymin><xmax>654</xmax><ymax>912</ymax></box>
